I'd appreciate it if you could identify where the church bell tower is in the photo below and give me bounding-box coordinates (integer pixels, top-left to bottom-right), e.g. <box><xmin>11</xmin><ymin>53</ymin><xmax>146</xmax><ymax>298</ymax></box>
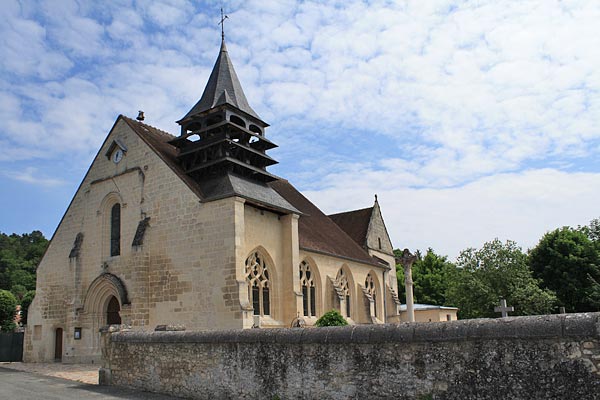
<box><xmin>170</xmin><ymin>39</ymin><xmax>278</xmax><ymax>184</ymax></box>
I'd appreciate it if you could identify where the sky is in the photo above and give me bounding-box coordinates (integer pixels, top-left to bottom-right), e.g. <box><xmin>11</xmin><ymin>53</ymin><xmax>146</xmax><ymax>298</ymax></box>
<box><xmin>1</xmin><ymin>0</ymin><xmax>600</xmax><ymax>260</ymax></box>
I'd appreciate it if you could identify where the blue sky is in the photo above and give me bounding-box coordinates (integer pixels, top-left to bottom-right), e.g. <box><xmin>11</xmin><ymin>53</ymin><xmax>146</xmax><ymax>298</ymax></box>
<box><xmin>1</xmin><ymin>0</ymin><xmax>600</xmax><ymax>259</ymax></box>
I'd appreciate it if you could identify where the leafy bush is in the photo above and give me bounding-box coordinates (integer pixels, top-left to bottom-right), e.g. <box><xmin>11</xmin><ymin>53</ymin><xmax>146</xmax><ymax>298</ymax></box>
<box><xmin>0</xmin><ymin>289</ymin><xmax>17</xmax><ymax>332</ymax></box>
<box><xmin>315</xmin><ymin>310</ymin><xmax>348</xmax><ymax>327</ymax></box>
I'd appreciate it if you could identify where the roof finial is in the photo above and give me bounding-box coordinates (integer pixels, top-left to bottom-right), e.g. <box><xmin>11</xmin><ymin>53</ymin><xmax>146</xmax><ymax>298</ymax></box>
<box><xmin>374</xmin><ymin>194</ymin><xmax>378</xmax><ymax>202</ymax></box>
<box><xmin>219</xmin><ymin>7</ymin><xmax>228</xmax><ymax>41</ymax></box>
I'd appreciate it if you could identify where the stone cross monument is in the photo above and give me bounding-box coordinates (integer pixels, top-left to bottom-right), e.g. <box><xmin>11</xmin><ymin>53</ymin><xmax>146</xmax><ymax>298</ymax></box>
<box><xmin>399</xmin><ymin>248</ymin><xmax>417</xmax><ymax>322</ymax></box>
<box><xmin>494</xmin><ymin>299</ymin><xmax>514</xmax><ymax>318</ymax></box>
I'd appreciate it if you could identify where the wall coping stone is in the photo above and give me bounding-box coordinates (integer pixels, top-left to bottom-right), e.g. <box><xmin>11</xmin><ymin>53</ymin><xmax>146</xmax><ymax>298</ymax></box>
<box><xmin>109</xmin><ymin>312</ymin><xmax>600</xmax><ymax>344</ymax></box>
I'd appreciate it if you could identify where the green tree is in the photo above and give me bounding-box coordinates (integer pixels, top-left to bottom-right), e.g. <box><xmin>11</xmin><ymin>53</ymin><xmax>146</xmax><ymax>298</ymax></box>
<box><xmin>412</xmin><ymin>248</ymin><xmax>455</xmax><ymax>305</ymax></box>
<box><xmin>0</xmin><ymin>289</ymin><xmax>17</xmax><ymax>332</ymax></box>
<box><xmin>0</xmin><ymin>231</ymin><xmax>48</xmax><ymax>292</ymax></box>
<box><xmin>315</xmin><ymin>310</ymin><xmax>348</xmax><ymax>327</ymax></box>
<box><xmin>10</xmin><ymin>284</ymin><xmax>27</xmax><ymax>301</ymax></box>
<box><xmin>20</xmin><ymin>290</ymin><xmax>35</xmax><ymax>326</ymax></box>
<box><xmin>529</xmin><ymin>227</ymin><xmax>600</xmax><ymax>312</ymax></box>
<box><xmin>581</xmin><ymin>217</ymin><xmax>600</xmax><ymax>243</ymax></box>
<box><xmin>395</xmin><ymin>262</ymin><xmax>406</xmax><ymax>301</ymax></box>
<box><xmin>446</xmin><ymin>239</ymin><xmax>557</xmax><ymax>319</ymax></box>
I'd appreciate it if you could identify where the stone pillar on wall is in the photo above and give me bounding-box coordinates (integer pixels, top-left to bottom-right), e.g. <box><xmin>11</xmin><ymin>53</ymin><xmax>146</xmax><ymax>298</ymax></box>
<box><xmin>98</xmin><ymin>326</ymin><xmax>113</xmax><ymax>386</ymax></box>
<box><xmin>281</xmin><ymin>214</ymin><xmax>301</xmax><ymax>325</ymax></box>
<box><xmin>233</xmin><ymin>197</ymin><xmax>253</xmax><ymax>328</ymax></box>
<box><xmin>400</xmin><ymin>249</ymin><xmax>417</xmax><ymax>323</ymax></box>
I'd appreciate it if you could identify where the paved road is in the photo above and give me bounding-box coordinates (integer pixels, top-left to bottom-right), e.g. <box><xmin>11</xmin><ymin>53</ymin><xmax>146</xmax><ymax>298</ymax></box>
<box><xmin>0</xmin><ymin>367</ymin><xmax>183</xmax><ymax>399</ymax></box>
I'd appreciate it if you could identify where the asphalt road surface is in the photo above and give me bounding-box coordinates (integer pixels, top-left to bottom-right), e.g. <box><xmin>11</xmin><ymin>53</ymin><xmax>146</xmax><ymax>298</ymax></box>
<box><xmin>0</xmin><ymin>367</ymin><xmax>183</xmax><ymax>399</ymax></box>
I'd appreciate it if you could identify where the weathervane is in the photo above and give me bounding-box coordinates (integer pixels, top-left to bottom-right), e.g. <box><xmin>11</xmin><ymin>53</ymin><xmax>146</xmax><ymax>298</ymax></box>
<box><xmin>219</xmin><ymin>7</ymin><xmax>228</xmax><ymax>41</ymax></box>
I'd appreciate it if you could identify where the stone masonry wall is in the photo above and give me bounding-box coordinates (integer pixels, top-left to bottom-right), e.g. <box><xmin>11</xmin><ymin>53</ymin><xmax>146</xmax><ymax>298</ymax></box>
<box><xmin>101</xmin><ymin>313</ymin><xmax>600</xmax><ymax>399</ymax></box>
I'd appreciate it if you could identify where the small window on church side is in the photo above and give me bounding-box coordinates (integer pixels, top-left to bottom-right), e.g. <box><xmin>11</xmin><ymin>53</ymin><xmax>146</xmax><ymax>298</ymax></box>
<box><xmin>299</xmin><ymin>261</ymin><xmax>316</xmax><ymax>317</ymax></box>
<box><xmin>245</xmin><ymin>251</ymin><xmax>271</xmax><ymax>316</ymax></box>
<box><xmin>378</xmin><ymin>237</ymin><xmax>382</xmax><ymax>250</ymax></box>
<box><xmin>110</xmin><ymin>203</ymin><xmax>121</xmax><ymax>256</ymax></box>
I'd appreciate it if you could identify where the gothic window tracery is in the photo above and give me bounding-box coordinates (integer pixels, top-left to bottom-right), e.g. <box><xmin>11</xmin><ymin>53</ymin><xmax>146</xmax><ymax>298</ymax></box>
<box><xmin>365</xmin><ymin>273</ymin><xmax>377</xmax><ymax>317</ymax></box>
<box><xmin>299</xmin><ymin>260</ymin><xmax>316</xmax><ymax>317</ymax></box>
<box><xmin>245</xmin><ymin>251</ymin><xmax>270</xmax><ymax>316</ymax></box>
<box><xmin>336</xmin><ymin>268</ymin><xmax>351</xmax><ymax>318</ymax></box>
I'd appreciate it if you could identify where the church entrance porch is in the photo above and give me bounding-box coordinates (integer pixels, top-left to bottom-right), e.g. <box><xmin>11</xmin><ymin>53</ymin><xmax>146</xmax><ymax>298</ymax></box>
<box><xmin>63</xmin><ymin>273</ymin><xmax>132</xmax><ymax>363</ymax></box>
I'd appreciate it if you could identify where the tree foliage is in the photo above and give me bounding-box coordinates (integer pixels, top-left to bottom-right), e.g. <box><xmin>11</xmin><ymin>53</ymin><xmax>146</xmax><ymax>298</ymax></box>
<box><xmin>0</xmin><ymin>289</ymin><xmax>17</xmax><ymax>332</ymax></box>
<box><xmin>0</xmin><ymin>231</ymin><xmax>47</xmax><ymax>295</ymax></box>
<box><xmin>529</xmin><ymin>227</ymin><xmax>600</xmax><ymax>312</ymax></box>
<box><xmin>446</xmin><ymin>239</ymin><xmax>557</xmax><ymax>319</ymax></box>
<box><xmin>315</xmin><ymin>310</ymin><xmax>348</xmax><ymax>327</ymax></box>
<box><xmin>582</xmin><ymin>217</ymin><xmax>600</xmax><ymax>243</ymax></box>
<box><xmin>412</xmin><ymin>248</ymin><xmax>454</xmax><ymax>306</ymax></box>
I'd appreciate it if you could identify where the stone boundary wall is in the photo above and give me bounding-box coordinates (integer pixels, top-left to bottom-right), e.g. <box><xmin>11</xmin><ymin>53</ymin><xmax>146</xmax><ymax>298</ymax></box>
<box><xmin>100</xmin><ymin>313</ymin><xmax>600</xmax><ymax>399</ymax></box>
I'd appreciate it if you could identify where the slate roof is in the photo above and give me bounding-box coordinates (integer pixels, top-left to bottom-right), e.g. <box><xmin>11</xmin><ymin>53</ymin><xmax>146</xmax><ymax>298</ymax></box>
<box><xmin>180</xmin><ymin>40</ymin><xmax>262</xmax><ymax>122</ymax></box>
<box><xmin>328</xmin><ymin>207</ymin><xmax>373</xmax><ymax>248</ymax></box>
<box><xmin>269</xmin><ymin>181</ymin><xmax>379</xmax><ymax>266</ymax></box>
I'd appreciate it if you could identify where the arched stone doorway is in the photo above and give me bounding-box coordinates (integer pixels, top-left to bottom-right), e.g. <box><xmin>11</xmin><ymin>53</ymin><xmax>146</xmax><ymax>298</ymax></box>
<box><xmin>82</xmin><ymin>273</ymin><xmax>130</xmax><ymax>357</ymax></box>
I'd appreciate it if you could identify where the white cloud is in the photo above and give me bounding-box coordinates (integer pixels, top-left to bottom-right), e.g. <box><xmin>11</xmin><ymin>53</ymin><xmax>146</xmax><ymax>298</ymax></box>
<box><xmin>304</xmin><ymin>168</ymin><xmax>600</xmax><ymax>259</ymax></box>
<box><xmin>4</xmin><ymin>167</ymin><xmax>66</xmax><ymax>187</ymax></box>
<box><xmin>0</xmin><ymin>1</ymin><xmax>73</xmax><ymax>79</ymax></box>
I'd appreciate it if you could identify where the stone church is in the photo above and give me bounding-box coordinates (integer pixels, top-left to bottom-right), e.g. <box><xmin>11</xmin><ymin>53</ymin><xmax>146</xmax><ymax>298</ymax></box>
<box><xmin>24</xmin><ymin>39</ymin><xmax>400</xmax><ymax>363</ymax></box>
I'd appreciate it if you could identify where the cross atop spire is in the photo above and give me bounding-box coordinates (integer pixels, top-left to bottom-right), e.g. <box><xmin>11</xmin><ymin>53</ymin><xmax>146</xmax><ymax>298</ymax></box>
<box><xmin>219</xmin><ymin>8</ymin><xmax>228</xmax><ymax>42</ymax></box>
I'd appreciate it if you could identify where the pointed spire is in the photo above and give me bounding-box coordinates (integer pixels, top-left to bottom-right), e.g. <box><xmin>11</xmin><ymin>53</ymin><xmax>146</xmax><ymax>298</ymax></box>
<box><xmin>180</xmin><ymin>39</ymin><xmax>262</xmax><ymax>122</ymax></box>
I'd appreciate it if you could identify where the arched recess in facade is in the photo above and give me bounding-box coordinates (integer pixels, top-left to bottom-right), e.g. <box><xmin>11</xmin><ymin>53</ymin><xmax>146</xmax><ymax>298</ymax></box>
<box><xmin>98</xmin><ymin>192</ymin><xmax>124</xmax><ymax>259</ymax></box>
<box><xmin>334</xmin><ymin>264</ymin><xmax>355</xmax><ymax>319</ymax></box>
<box><xmin>244</xmin><ymin>246</ymin><xmax>278</xmax><ymax>319</ymax></box>
<box><xmin>299</xmin><ymin>256</ymin><xmax>322</xmax><ymax>318</ymax></box>
<box><xmin>83</xmin><ymin>273</ymin><xmax>130</xmax><ymax>321</ymax></box>
<box><xmin>364</xmin><ymin>269</ymin><xmax>383</xmax><ymax>322</ymax></box>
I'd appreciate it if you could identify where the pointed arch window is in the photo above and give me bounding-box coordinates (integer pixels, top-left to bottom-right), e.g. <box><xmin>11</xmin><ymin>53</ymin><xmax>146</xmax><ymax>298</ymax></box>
<box><xmin>245</xmin><ymin>251</ymin><xmax>270</xmax><ymax>316</ymax></box>
<box><xmin>110</xmin><ymin>203</ymin><xmax>121</xmax><ymax>256</ymax></box>
<box><xmin>365</xmin><ymin>273</ymin><xmax>377</xmax><ymax>317</ymax></box>
<box><xmin>336</xmin><ymin>269</ymin><xmax>351</xmax><ymax>318</ymax></box>
<box><xmin>299</xmin><ymin>261</ymin><xmax>316</xmax><ymax>317</ymax></box>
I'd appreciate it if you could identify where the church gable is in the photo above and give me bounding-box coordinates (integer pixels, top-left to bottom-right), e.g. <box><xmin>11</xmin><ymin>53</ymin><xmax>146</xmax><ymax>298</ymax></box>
<box><xmin>328</xmin><ymin>197</ymin><xmax>395</xmax><ymax>257</ymax></box>
<box><xmin>365</xmin><ymin>199</ymin><xmax>394</xmax><ymax>256</ymax></box>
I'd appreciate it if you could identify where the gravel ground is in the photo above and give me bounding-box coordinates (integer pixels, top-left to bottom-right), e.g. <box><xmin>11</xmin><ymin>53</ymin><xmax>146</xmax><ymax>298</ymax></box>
<box><xmin>0</xmin><ymin>362</ymin><xmax>99</xmax><ymax>385</ymax></box>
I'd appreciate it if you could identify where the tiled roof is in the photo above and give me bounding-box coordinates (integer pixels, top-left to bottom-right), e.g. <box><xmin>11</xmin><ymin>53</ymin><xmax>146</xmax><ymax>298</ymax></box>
<box><xmin>328</xmin><ymin>207</ymin><xmax>373</xmax><ymax>248</ymax></box>
<box><xmin>269</xmin><ymin>180</ymin><xmax>379</xmax><ymax>266</ymax></box>
<box><xmin>180</xmin><ymin>40</ymin><xmax>261</xmax><ymax>122</ymax></box>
